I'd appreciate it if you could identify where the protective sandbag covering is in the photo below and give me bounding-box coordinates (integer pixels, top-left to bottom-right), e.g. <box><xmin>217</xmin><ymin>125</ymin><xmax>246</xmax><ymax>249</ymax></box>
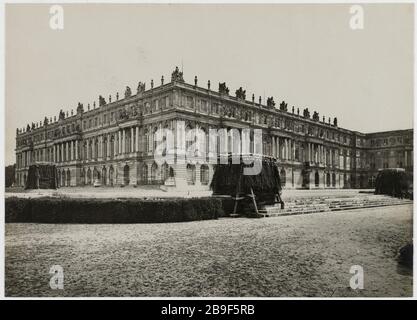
<box><xmin>374</xmin><ymin>168</ymin><xmax>411</xmax><ymax>198</ymax></box>
<box><xmin>25</xmin><ymin>164</ymin><xmax>59</xmax><ymax>190</ymax></box>
<box><xmin>210</xmin><ymin>155</ymin><xmax>282</xmax><ymax>196</ymax></box>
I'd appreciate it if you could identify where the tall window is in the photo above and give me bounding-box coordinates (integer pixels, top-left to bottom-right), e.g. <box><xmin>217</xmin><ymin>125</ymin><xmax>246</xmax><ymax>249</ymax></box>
<box><xmin>200</xmin><ymin>165</ymin><xmax>209</xmax><ymax>185</ymax></box>
<box><xmin>186</xmin><ymin>164</ymin><xmax>196</xmax><ymax>185</ymax></box>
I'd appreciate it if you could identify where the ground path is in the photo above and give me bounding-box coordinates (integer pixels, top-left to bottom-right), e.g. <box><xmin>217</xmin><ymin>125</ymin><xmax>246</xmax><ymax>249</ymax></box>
<box><xmin>5</xmin><ymin>204</ymin><xmax>412</xmax><ymax>297</ymax></box>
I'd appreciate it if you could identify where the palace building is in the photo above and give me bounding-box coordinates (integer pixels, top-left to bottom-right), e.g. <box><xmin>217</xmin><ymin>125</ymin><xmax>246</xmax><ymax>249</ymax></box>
<box><xmin>14</xmin><ymin>67</ymin><xmax>413</xmax><ymax>190</ymax></box>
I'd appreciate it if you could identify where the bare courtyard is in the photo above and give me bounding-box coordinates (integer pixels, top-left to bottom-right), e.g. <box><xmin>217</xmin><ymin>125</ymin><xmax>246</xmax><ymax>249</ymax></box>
<box><xmin>5</xmin><ymin>204</ymin><xmax>412</xmax><ymax>297</ymax></box>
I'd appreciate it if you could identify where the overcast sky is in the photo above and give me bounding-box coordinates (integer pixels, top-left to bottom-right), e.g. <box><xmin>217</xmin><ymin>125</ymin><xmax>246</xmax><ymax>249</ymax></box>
<box><xmin>5</xmin><ymin>3</ymin><xmax>414</xmax><ymax>165</ymax></box>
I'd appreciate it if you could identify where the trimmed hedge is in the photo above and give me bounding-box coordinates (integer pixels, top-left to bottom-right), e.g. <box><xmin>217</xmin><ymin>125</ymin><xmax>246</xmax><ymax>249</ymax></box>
<box><xmin>5</xmin><ymin>197</ymin><xmax>225</xmax><ymax>224</ymax></box>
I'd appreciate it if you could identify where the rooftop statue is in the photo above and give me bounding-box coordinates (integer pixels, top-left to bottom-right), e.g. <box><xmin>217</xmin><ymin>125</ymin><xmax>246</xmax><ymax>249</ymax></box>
<box><xmin>218</xmin><ymin>82</ymin><xmax>229</xmax><ymax>95</ymax></box>
<box><xmin>267</xmin><ymin>97</ymin><xmax>276</xmax><ymax>108</ymax></box>
<box><xmin>99</xmin><ymin>95</ymin><xmax>106</xmax><ymax>107</ymax></box>
<box><xmin>137</xmin><ymin>81</ymin><xmax>146</xmax><ymax>94</ymax></box>
<box><xmin>235</xmin><ymin>87</ymin><xmax>246</xmax><ymax>100</ymax></box>
<box><xmin>279</xmin><ymin>100</ymin><xmax>288</xmax><ymax>112</ymax></box>
<box><xmin>303</xmin><ymin>108</ymin><xmax>310</xmax><ymax>119</ymax></box>
<box><xmin>77</xmin><ymin>102</ymin><xmax>84</xmax><ymax>114</ymax></box>
<box><xmin>43</xmin><ymin>117</ymin><xmax>49</xmax><ymax>126</ymax></box>
<box><xmin>312</xmin><ymin>111</ymin><xmax>320</xmax><ymax>121</ymax></box>
<box><xmin>59</xmin><ymin>109</ymin><xmax>65</xmax><ymax>120</ymax></box>
<box><xmin>333</xmin><ymin>117</ymin><xmax>338</xmax><ymax>126</ymax></box>
<box><xmin>125</xmin><ymin>86</ymin><xmax>132</xmax><ymax>98</ymax></box>
<box><xmin>171</xmin><ymin>66</ymin><xmax>184</xmax><ymax>83</ymax></box>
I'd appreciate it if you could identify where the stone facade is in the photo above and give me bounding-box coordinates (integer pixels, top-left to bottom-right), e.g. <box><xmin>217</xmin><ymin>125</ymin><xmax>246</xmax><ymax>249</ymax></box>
<box><xmin>14</xmin><ymin>67</ymin><xmax>413</xmax><ymax>190</ymax></box>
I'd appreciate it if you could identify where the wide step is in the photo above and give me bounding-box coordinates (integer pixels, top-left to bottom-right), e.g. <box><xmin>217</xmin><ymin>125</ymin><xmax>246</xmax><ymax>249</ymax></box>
<box><xmin>258</xmin><ymin>194</ymin><xmax>412</xmax><ymax>217</ymax></box>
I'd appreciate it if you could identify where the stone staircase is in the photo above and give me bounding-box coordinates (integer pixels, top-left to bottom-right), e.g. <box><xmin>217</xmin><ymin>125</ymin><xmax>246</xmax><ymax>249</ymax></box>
<box><xmin>258</xmin><ymin>193</ymin><xmax>413</xmax><ymax>217</ymax></box>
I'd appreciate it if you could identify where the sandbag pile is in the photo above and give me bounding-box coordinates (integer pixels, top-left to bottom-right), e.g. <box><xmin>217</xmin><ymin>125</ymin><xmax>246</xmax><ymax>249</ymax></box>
<box><xmin>374</xmin><ymin>168</ymin><xmax>411</xmax><ymax>199</ymax></box>
<box><xmin>25</xmin><ymin>164</ymin><xmax>59</xmax><ymax>190</ymax></box>
<box><xmin>210</xmin><ymin>156</ymin><xmax>282</xmax><ymax>196</ymax></box>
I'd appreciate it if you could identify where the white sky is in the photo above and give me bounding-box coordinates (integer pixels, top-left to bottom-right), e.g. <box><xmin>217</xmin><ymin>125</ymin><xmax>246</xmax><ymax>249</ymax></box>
<box><xmin>5</xmin><ymin>3</ymin><xmax>414</xmax><ymax>165</ymax></box>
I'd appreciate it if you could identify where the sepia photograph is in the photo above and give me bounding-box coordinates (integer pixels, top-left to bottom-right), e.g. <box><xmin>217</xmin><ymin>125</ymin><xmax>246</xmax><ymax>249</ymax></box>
<box><xmin>2</xmin><ymin>1</ymin><xmax>414</xmax><ymax>300</ymax></box>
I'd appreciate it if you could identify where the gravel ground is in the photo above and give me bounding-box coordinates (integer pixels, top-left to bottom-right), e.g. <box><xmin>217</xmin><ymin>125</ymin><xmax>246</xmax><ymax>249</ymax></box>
<box><xmin>5</xmin><ymin>205</ymin><xmax>413</xmax><ymax>297</ymax></box>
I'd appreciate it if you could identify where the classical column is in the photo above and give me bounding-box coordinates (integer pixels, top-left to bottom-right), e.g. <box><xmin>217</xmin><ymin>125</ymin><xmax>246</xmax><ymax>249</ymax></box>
<box><xmin>277</xmin><ymin>137</ymin><xmax>280</xmax><ymax>159</ymax></box>
<box><xmin>75</xmin><ymin>140</ymin><xmax>78</xmax><ymax>160</ymax></box>
<box><xmin>293</xmin><ymin>140</ymin><xmax>296</xmax><ymax>160</ymax></box>
<box><xmin>106</xmin><ymin>134</ymin><xmax>110</xmax><ymax>158</ymax></box>
<box><xmin>135</xmin><ymin>126</ymin><xmax>139</xmax><ymax>152</ymax></box>
<box><xmin>122</xmin><ymin>129</ymin><xmax>126</xmax><ymax>154</ymax></box>
<box><xmin>114</xmin><ymin>135</ymin><xmax>117</xmax><ymax>157</ymax></box>
<box><xmin>87</xmin><ymin>140</ymin><xmax>90</xmax><ymax>160</ymax></box>
<box><xmin>90</xmin><ymin>139</ymin><xmax>94</xmax><ymax>160</ymax></box>
<box><xmin>130</xmin><ymin>127</ymin><xmax>134</xmax><ymax>153</ymax></box>
<box><xmin>284</xmin><ymin>139</ymin><xmax>287</xmax><ymax>160</ymax></box>
<box><xmin>288</xmin><ymin>139</ymin><xmax>291</xmax><ymax>160</ymax></box>
<box><xmin>319</xmin><ymin>145</ymin><xmax>322</xmax><ymax>164</ymax></box>
<box><xmin>272</xmin><ymin>136</ymin><xmax>276</xmax><ymax>158</ymax></box>
<box><xmin>330</xmin><ymin>149</ymin><xmax>333</xmax><ymax>167</ymax></box>
<box><xmin>99</xmin><ymin>136</ymin><xmax>102</xmax><ymax>159</ymax></box>
<box><xmin>118</xmin><ymin>130</ymin><xmax>122</xmax><ymax>154</ymax></box>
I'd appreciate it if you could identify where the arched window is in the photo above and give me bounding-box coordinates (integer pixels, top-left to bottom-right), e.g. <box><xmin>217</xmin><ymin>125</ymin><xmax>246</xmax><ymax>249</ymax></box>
<box><xmin>109</xmin><ymin>166</ymin><xmax>114</xmax><ymax>186</ymax></box>
<box><xmin>332</xmin><ymin>173</ymin><xmax>336</xmax><ymax>187</ymax></box>
<box><xmin>151</xmin><ymin>162</ymin><xmax>159</xmax><ymax>182</ymax></box>
<box><xmin>161</xmin><ymin>162</ymin><xmax>169</xmax><ymax>182</ymax></box>
<box><xmin>140</xmin><ymin>163</ymin><xmax>148</xmax><ymax>184</ymax></box>
<box><xmin>57</xmin><ymin>171</ymin><xmax>61</xmax><ymax>187</ymax></box>
<box><xmin>185</xmin><ymin>125</ymin><xmax>195</xmax><ymax>158</ymax></box>
<box><xmin>87</xmin><ymin>168</ymin><xmax>92</xmax><ymax>185</ymax></box>
<box><xmin>81</xmin><ymin>168</ymin><xmax>85</xmax><ymax>185</ymax></box>
<box><xmin>315</xmin><ymin>171</ymin><xmax>319</xmax><ymax>187</ymax></box>
<box><xmin>67</xmin><ymin>169</ymin><xmax>71</xmax><ymax>186</ymax></box>
<box><xmin>94</xmin><ymin>140</ymin><xmax>99</xmax><ymax>159</ymax></box>
<box><xmin>200</xmin><ymin>165</ymin><xmax>209</xmax><ymax>185</ymax></box>
<box><xmin>110</xmin><ymin>136</ymin><xmax>114</xmax><ymax>158</ymax></box>
<box><xmin>102</xmin><ymin>167</ymin><xmax>107</xmax><ymax>185</ymax></box>
<box><xmin>123</xmin><ymin>165</ymin><xmax>130</xmax><ymax>185</ymax></box>
<box><xmin>326</xmin><ymin>173</ymin><xmax>331</xmax><ymax>187</ymax></box>
<box><xmin>280</xmin><ymin>168</ymin><xmax>286</xmax><ymax>187</ymax></box>
<box><xmin>62</xmin><ymin>170</ymin><xmax>66</xmax><ymax>187</ymax></box>
<box><xmin>186</xmin><ymin>164</ymin><xmax>196</xmax><ymax>185</ymax></box>
<box><xmin>103</xmin><ymin>139</ymin><xmax>107</xmax><ymax>159</ymax></box>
